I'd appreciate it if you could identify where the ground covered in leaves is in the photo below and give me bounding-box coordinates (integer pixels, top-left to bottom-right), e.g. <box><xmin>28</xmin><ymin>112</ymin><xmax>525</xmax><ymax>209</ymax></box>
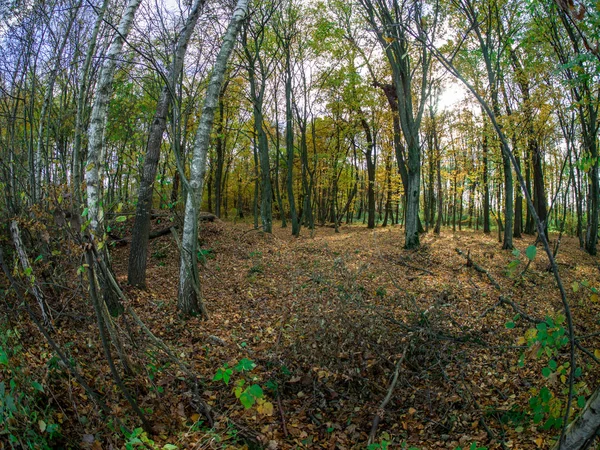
<box><xmin>3</xmin><ymin>218</ymin><xmax>600</xmax><ymax>449</ymax></box>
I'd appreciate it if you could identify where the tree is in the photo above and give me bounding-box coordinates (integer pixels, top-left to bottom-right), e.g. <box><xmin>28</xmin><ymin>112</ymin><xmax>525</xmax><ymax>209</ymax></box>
<box><xmin>240</xmin><ymin>0</ymin><xmax>280</xmax><ymax>234</ymax></box>
<box><xmin>358</xmin><ymin>0</ymin><xmax>438</xmax><ymax>248</ymax></box>
<box><xmin>128</xmin><ymin>0</ymin><xmax>206</xmax><ymax>288</ymax></box>
<box><xmin>85</xmin><ymin>0</ymin><xmax>142</xmax><ymax>236</ymax></box>
<box><xmin>177</xmin><ymin>0</ymin><xmax>250</xmax><ymax>316</ymax></box>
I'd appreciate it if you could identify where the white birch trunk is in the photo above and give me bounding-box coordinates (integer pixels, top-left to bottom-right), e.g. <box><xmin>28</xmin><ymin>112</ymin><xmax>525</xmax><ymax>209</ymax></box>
<box><xmin>85</xmin><ymin>0</ymin><xmax>141</xmax><ymax>235</ymax></box>
<box><xmin>177</xmin><ymin>0</ymin><xmax>250</xmax><ymax>316</ymax></box>
<box><xmin>73</xmin><ymin>0</ymin><xmax>109</xmax><ymax>208</ymax></box>
<box><xmin>553</xmin><ymin>387</ymin><xmax>600</xmax><ymax>450</ymax></box>
<box><xmin>10</xmin><ymin>221</ymin><xmax>53</xmax><ymax>330</ymax></box>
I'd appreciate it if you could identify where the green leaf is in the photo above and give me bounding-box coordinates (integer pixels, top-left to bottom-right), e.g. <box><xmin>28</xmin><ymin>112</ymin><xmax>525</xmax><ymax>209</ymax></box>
<box><xmin>82</xmin><ymin>207</ymin><xmax>89</xmax><ymax>217</ymax></box>
<box><xmin>31</xmin><ymin>381</ymin><xmax>44</xmax><ymax>392</ymax></box>
<box><xmin>248</xmin><ymin>384</ymin><xmax>263</xmax><ymax>399</ymax></box>
<box><xmin>574</xmin><ymin>367</ymin><xmax>582</xmax><ymax>377</ymax></box>
<box><xmin>578</xmin><ymin>395</ymin><xmax>586</xmax><ymax>408</ymax></box>
<box><xmin>213</xmin><ymin>366</ymin><xmax>232</xmax><ymax>385</ymax></box>
<box><xmin>542</xmin><ymin>367</ymin><xmax>552</xmax><ymax>377</ymax></box>
<box><xmin>163</xmin><ymin>445</ymin><xmax>178</xmax><ymax>450</ymax></box>
<box><xmin>239</xmin><ymin>391</ymin><xmax>256</xmax><ymax>409</ymax></box>
<box><xmin>525</xmin><ymin>245</ymin><xmax>537</xmax><ymax>261</ymax></box>
<box><xmin>548</xmin><ymin>360</ymin><xmax>557</xmax><ymax>370</ymax></box>
<box><xmin>0</xmin><ymin>350</ymin><xmax>8</xmax><ymax>365</ymax></box>
<box><xmin>115</xmin><ymin>216</ymin><xmax>127</xmax><ymax>222</ymax></box>
<box><xmin>505</xmin><ymin>321</ymin><xmax>515</xmax><ymax>329</ymax></box>
<box><xmin>572</xmin><ymin>281</ymin><xmax>579</xmax><ymax>293</ymax></box>
<box><xmin>235</xmin><ymin>358</ymin><xmax>256</xmax><ymax>372</ymax></box>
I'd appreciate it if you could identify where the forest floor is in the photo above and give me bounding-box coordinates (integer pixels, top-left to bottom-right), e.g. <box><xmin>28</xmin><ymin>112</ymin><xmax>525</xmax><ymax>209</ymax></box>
<box><xmin>5</xmin><ymin>217</ymin><xmax>600</xmax><ymax>449</ymax></box>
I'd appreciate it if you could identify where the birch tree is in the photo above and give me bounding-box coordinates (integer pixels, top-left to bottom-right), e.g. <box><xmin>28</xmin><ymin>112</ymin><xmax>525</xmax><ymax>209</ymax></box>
<box><xmin>73</xmin><ymin>0</ymin><xmax>109</xmax><ymax>208</ymax></box>
<box><xmin>177</xmin><ymin>0</ymin><xmax>250</xmax><ymax>316</ymax></box>
<box><xmin>85</xmin><ymin>0</ymin><xmax>142</xmax><ymax>235</ymax></box>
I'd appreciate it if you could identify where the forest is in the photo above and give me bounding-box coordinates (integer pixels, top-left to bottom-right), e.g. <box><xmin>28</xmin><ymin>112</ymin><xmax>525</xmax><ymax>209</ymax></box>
<box><xmin>1</xmin><ymin>0</ymin><xmax>600</xmax><ymax>448</ymax></box>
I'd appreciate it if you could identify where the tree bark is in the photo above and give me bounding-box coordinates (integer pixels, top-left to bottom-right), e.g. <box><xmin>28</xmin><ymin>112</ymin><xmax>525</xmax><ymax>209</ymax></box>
<box><xmin>177</xmin><ymin>0</ymin><xmax>249</xmax><ymax>316</ymax></box>
<box><xmin>85</xmin><ymin>0</ymin><xmax>142</xmax><ymax>234</ymax></box>
<box><xmin>74</xmin><ymin>0</ymin><xmax>109</xmax><ymax>208</ymax></box>
<box><xmin>128</xmin><ymin>0</ymin><xmax>205</xmax><ymax>287</ymax></box>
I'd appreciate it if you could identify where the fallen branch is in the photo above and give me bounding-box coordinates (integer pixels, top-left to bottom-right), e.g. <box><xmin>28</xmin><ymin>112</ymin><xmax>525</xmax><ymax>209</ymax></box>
<box><xmin>89</xmin><ymin>242</ymin><xmax>214</xmax><ymax>426</ymax></box>
<box><xmin>10</xmin><ymin>220</ymin><xmax>54</xmax><ymax>331</ymax></box>
<box><xmin>398</xmin><ymin>258</ymin><xmax>434</xmax><ymax>275</ymax></box>
<box><xmin>368</xmin><ymin>347</ymin><xmax>408</xmax><ymax>445</ymax></box>
<box><xmin>84</xmin><ymin>246</ymin><xmax>151</xmax><ymax>433</ymax></box>
<box><xmin>277</xmin><ymin>393</ymin><xmax>289</xmax><ymax>438</ymax></box>
<box><xmin>480</xmin><ymin>296</ymin><xmax>543</xmax><ymax>324</ymax></box>
<box><xmin>109</xmin><ymin>225</ymin><xmax>176</xmax><ymax>246</ymax></box>
<box><xmin>0</xmin><ymin>247</ymin><xmax>114</xmax><ymax>422</ymax></box>
<box><xmin>455</xmin><ymin>248</ymin><xmax>501</xmax><ymax>290</ymax></box>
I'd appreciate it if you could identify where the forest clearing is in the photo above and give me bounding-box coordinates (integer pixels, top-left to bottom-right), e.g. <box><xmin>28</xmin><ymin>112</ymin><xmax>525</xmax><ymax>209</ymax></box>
<box><xmin>3</xmin><ymin>217</ymin><xmax>600</xmax><ymax>449</ymax></box>
<box><xmin>2</xmin><ymin>0</ymin><xmax>600</xmax><ymax>448</ymax></box>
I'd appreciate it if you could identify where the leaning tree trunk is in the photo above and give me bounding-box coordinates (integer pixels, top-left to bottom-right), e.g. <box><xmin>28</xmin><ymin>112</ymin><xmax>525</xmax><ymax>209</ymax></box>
<box><xmin>128</xmin><ymin>0</ymin><xmax>205</xmax><ymax>288</ymax></box>
<box><xmin>85</xmin><ymin>0</ymin><xmax>142</xmax><ymax>316</ymax></box>
<box><xmin>10</xmin><ymin>221</ymin><xmax>53</xmax><ymax>330</ymax></box>
<box><xmin>552</xmin><ymin>386</ymin><xmax>600</xmax><ymax>450</ymax></box>
<box><xmin>85</xmin><ymin>0</ymin><xmax>142</xmax><ymax>235</ymax></box>
<box><xmin>177</xmin><ymin>0</ymin><xmax>250</xmax><ymax>316</ymax></box>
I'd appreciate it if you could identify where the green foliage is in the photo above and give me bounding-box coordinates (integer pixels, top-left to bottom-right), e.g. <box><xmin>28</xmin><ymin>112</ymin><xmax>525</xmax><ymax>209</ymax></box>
<box><xmin>234</xmin><ymin>358</ymin><xmax>256</xmax><ymax>372</ymax></box>
<box><xmin>122</xmin><ymin>426</ymin><xmax>178</xmax><ymax>449</ymax></box>
<box><xmin>234</xmin><ymin>381</ymin><xmax>264</xmax><ymax>409</ymax></box>
<box><xmin>525</xmin><ymin>245</ymin><xmax>537</xmax><ymax>261</ymax></box>
<box><xmin>367</xmin><ymin>441</ymin><xmax>390</xmax><ymax>450</ymax></box>
<box><xmin>213</xmin><ymin>364</ymin><xmax>233</xmax><ymax>385</ymax></box>
<box><xmin>213</xmin><ymin>359</ymin><xmax>273</xmax><ymax>414</ymax></box>
<box><xmin>0</xmin><ymin>325</ymin><xmax>60</xmax><ymax>448</ymax></box>
<box><xmin>506</xmin><ymin>248</ymin><xmax>521</xmax><ymax>277</ymax></box>
<box><xmin>456</xmin><ymin>444</ymin><xmax>488</xmax><ymax>450</ymax></box>
<box><xmin>197</xmin><ymin>248</ymin><xmax>214</xmax><ymax>263</ymax></box>
<box><xmin>514</xmin><ymin>314</ymin><xmax>589</xmax><ymax>430</ymax></box>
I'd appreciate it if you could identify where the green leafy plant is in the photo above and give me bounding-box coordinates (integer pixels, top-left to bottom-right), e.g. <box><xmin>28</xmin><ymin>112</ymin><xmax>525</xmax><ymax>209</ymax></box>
<box><xmin>122</xmin><ymin>426</ymin><xmax>178</xmax><ymax>449</ymax></box>
<box><xmin>197</xmin><ymin>247</ymin><xmax>214</xmax><ymax>263</ymax></box>
<box><xmin>513</xmin><ymin>314</ymin><xmax>589</xmax><ymax>430</ymax></box>
<box><xmin>213</xmin><ymin>359</ymin><xmax>273</xmax><ymax>415</ymax></box>
<box><xmin>0</xmin><ymin>325</ymin><xmax>60</xmax><ymax>448</ymax></box>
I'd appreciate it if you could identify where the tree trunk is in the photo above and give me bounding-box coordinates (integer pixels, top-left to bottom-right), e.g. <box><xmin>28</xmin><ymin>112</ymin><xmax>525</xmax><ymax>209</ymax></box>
<box><xmin>502</xmin><ymin>147</ymin><xmax>514</xmax><ymax>249</ymax></box>
<box><xmin>177</xmin><ymin>0</ymin><xmax>249</xmax><ymax>316</ymax></box>
<box><xmin>128</xmin><ymin>0</ymin><xmax>205</xmax><ymax>287</ymax></box>
<box><xmin>73</xmin><ymin>0</ymin><xmax>108</xmax><ymax>208</ymax></box>
<box><xmin>34</xmin><ymin>2</ymin><xmax>79</xmax><ymax>202</ymax></box>
<box><xmin>86</xmin><ymin>0</ymin><xmax>142</xmax><ymax>234</ymax></box>
<box><xmin>551</xmin><ymin>386</ymin><xmax>600</xmax><ymax>450</ymax></box>
<box><xmin>285</xmin><ymin>47</ymin><xmax>299</xmax><ymax>236</ymax></box>
<box><xmin>514</xmin><ymin>153</ymin><xmax>522</xmax><ymax>238</ymax></box>
<box><xmin>482</xmin><ymin>130</ymin><xmax>491</xmax><ymax>234</ymax></box>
